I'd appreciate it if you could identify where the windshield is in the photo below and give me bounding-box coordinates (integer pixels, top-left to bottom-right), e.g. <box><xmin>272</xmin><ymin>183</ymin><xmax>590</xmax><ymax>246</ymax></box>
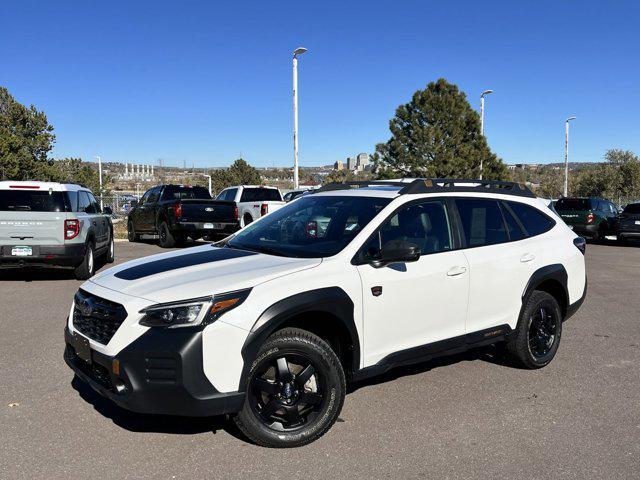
<box><xmin>0</xmin><ymin>190</ymin><xmax>69</xmax><ymax>212</ymax></box>
<box><xmin>555</xmin><ymin>198</ymin><xmax>592</xmax><ymax>211</ymax></box>
<box><xmin>623</xmin><ymin>203</ymin><xmax>640</xmax><ymax>214</ymax></box>
<box><xmin>227</xmin><ymin>195</ymin><xmax>391</xmax><ymax>258</ymax></box>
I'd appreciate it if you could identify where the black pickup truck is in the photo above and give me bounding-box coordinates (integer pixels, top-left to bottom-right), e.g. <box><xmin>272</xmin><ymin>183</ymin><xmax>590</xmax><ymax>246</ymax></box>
<box><xmin>127</xmin><ymin>185</ymin><xmax>238</xmax><ymax>247</ymax></box>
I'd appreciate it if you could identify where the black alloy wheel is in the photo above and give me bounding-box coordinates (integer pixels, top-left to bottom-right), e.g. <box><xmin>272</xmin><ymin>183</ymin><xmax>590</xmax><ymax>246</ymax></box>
<box><xmin>248</xmin><ymin>354</ymin><xmax>325</xmax><ymax>431</ymax></box>
<box><xmin>527</xmin><ymin>306</ymin><xmax>558</xmax><ymax>359</ymax></box>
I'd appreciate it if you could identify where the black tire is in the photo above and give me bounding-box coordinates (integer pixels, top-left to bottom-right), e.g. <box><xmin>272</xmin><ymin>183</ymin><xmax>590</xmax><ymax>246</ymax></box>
<box><xmin>243</xmin><ymin>213</ymin><xmax>253</xmax><ymax>227</ymax></box>
<box><xmin>158</xmin><ymin>221</ymin><xmax>176</xmax><ymax>248</ymax></box>
<box><xmin>74</xmin><ymin>243</ymin><xmax>95</xmax><ymax>280</ymax></box>
<box><xmin>105</xmin><ymin>236</ymin><xmax>115</xmax><ymax>263</ymax></box>
<box><xmin>506</xmin><ymin>290</ymin><xmax>563</xmax><ymax>369</ymax></box>
<box><xmin>618</xmin><ymin>235</ymin><xmax>628</xmax><ymax>245</ymax></box>
<box><xmin>127</xmin><ymin>221</ymin><xmax>139</xmax><ymax>242</ymax></box>
<box><xmin>234</xmin><ymin>328</ymin><xmax>346</xmax><ymax>448</ymax></box>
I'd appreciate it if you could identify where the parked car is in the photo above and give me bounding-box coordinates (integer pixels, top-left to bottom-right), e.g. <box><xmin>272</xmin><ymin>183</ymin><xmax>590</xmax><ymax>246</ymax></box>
<box><xmin>127</xmin><ymin>184</ymin><xmax>238</xmax><ymax>248</ymax></box>
<box><xmin>555</xmin><ymin>197</ymin><xmax>619</xmax><ymax>241</ymax></box>
<box><xmin>215</xmin><ymin>185</ymin><xmax>285</xmax><ymax>227</ymax></box>
<box><xmin>64</xmin><ymin>179</ymin><xmax>586</xmax><ymax>447</ymax></box>
<box><xmin>283</xmin><ymin>190</ymin><xmax>306</xmax><ymax>202</ymax></box>
<box><xmin>618</xmin><ymin>202</ymin><xmax>640</xmax><ymax>243</ymax></box>
<box><xmin>0</xmin><ymin>181</ymin><xmax>114</xmax><ymax>279</ymax></box>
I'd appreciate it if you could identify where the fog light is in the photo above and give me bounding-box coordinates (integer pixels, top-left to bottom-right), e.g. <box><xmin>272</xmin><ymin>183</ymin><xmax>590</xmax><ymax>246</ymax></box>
<box><xmin>112</xmin><ymin>359</ymin><xmax>120</xmax><ymax>375</ymax></box>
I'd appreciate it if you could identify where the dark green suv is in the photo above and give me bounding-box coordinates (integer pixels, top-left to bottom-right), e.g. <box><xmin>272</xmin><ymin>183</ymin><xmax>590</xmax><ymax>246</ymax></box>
<box><xmin>555</xmin><ymin>197</ymin><xmax>619</xmax><ymax>240</ymax></box>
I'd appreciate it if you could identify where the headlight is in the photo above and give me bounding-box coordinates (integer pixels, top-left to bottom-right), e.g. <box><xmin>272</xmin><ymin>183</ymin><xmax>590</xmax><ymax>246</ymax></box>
<box><xmin>139</xmin><ymin>289</ymin><xmax>251</xmax><ymax>328</ymax></box>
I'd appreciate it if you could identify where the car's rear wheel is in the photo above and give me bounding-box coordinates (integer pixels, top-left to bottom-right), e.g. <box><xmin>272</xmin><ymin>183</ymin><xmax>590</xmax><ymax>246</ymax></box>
<box><xmin>74</xmin><ymin>243</ymin><xmax>95</xmax><ymax>280</ymax></box>
<box><xmin>106</xmin><ymin>236</ymin><xmax>115</xmax><ymax>263</ymax></box>
<box><xmin>507</xmin><ymin>290</ymin><xmax>563</xmax><ymax>369</ymax></box>
<box><xmin>158</xmin><ymin>221</ymin><xmax>176</xmax><ymax>248</ymax></box>
<box><xmin>127</xmin><ymin>221</ymin><xmax>139</xmax><ymax>242</ymax></box>
<box><xmin>234</xmin><ymin>328</ymin><xmax>346</xmax><ymax>448</ymax></box>
<box><xmin>242</xmin><ymin>214</ymin><xmax>253</xmax><ymax>227</ymax></box>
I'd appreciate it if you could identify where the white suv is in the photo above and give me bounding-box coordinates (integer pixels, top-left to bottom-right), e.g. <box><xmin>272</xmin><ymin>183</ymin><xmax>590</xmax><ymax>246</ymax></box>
<box><xmin>64</xmin><ymin>179</ymin><xmax>587</xmax><ymax>447</ymax></box>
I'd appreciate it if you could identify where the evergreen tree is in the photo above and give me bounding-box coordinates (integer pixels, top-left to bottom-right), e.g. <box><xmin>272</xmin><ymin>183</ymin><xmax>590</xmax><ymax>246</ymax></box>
<box><xmin>374</xmin><ymin>79</ymin><xmax>507</xmax><ymax>180</ymax></box>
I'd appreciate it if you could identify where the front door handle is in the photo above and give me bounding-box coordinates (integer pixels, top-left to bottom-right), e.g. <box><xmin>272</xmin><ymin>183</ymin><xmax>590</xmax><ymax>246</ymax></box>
<box><xmin>446</xmin><ymin>266</ymin><xmax>467</xmax><ymax>276</ymax></box>
<box><xmin>520</xmin><ymin>253</ymin><xmax>535</xmax><ymax>263</ymax></box>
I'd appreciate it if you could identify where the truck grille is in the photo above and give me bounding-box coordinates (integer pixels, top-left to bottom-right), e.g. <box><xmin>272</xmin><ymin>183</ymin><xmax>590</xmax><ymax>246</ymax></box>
<box><xmin>72</xmin><ymin>289</ymin><xmax>127</xmax><ymax>345</ymax></box>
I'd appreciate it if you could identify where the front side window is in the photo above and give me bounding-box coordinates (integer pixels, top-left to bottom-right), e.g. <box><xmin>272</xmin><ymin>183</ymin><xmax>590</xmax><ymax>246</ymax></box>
<box><xmin>358</xmin><ymin>200</ymin><xmax>452</xmax><ymax>263</ymax></box>
<box><xmin>507</xmin><ymin>201</ymin><xmax>555</xmax><ymax>237</ymax></box>
<box><xmin>227</xmin><ymin>195</ymin><xmax>390</xmax><ymax>258</ymax></box>
<box><xmin>456</xmin><ymin>198</ymin><xmax>508</xmax><ymax>247</ymax></box>
<box><xmin>87</xmin><ymin>192</ymin><xmax>101</xmax><ymax>213</ymax></box>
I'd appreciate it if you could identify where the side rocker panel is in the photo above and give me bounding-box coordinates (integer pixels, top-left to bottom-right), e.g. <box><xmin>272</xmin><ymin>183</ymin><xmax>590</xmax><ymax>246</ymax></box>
<box><xmin>238</xmin><ymin>287</ymin><xmax>359</xmax><ymax>391</ymax></box>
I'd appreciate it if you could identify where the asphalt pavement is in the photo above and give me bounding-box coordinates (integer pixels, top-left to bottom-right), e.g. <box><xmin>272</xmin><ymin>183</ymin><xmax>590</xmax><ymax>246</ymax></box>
<box><xmin>1</xmin><ymin>240</ymin><xmax>639</xmax><ymax>479</ymax></box>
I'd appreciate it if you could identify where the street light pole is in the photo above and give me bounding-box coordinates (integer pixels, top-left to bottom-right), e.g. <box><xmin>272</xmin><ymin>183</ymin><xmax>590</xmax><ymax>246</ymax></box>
<box><xmin>94</xmin><ymin>155</ymin><xmax>103</xmax><ymax>210</ymax></box>
<box><xmin>479</xmin><ymin>89</ymin><xmax>493</xmax><ymax>180</ymax></box>
<box><xmin>292</xmin><ymin>47</ymin><xmax>307</xmax><ymax>190</ymax></box>
<box><xmin>564</xmin><ymin>116</ymin><xmax>576</xmax><ymax>197</ymax></box>
<box><xmin>201</xmin><ymin>173</ymin><xmax>212</xmax><ymax>196</ymax></box>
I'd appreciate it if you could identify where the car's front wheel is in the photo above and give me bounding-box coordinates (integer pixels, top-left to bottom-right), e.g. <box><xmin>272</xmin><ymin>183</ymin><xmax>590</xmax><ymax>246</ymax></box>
<box><xmin>506</xmin><ymin>290</ymin><xmax>563</xmax><ymax>369</ymax></box>
<box><xmin>234</xmin><ymin>328</ymin><xmax>346</xmax><ymax>448</ymax></box>
<box><xmin>74</xmin><ymin>243</ymin><xmax>95</xmax><ymax>280</ymax></box>
<box><xmin>106</xmin><ymin>236</ymin><xmax>115</xmax><ymax>263</ymax></box>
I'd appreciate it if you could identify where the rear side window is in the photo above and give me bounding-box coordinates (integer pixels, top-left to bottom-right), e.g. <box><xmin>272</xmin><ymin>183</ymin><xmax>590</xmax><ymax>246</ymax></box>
<box><xmin>507</xmin><ymin>201</ymin><xmax>555</xmax><ymax>237</ymax></box>
<box><xmin>66</xmin><ymin>191</ymin><xmax>79</xmax><ymax>212</ymax></box>
<box><xmin>555</xmin><ymin>198</ymin><xmax>592</xmax><ymax>211</ymax></box>
<box><xmin>456</xmin><ymin>199</ymin><xmax>508</xmax><ymax>247</ymax></box>
<box><xmin>216</xmin><ymin>188</ymin><xmax>237</xmax><ymax>202</ymax></box>
<box><xmin>78</xmin><ymin>191</ymin><xmax>98</xmax><ymax>213</ymax></box>
<box><xmin>240</xmin><ymin>188</ymin><xmax>282</xmax><ymax>202</ymax></box>
<box><xmin>0</xmin><ymin>190</ymin><xmax>69</xmax><ymax>212</ymax></box>
<box><xmin>500</xmin><ymin>204</ymin><xmax>526</xmax><ymax>241</ymax></box>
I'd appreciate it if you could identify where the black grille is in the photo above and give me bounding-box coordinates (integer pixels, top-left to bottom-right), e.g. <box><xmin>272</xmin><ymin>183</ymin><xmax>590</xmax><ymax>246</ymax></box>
<box><xmin>72</xmin><ymin>289</ymin><xmax>127</xmax><ymax>345</ymax></box>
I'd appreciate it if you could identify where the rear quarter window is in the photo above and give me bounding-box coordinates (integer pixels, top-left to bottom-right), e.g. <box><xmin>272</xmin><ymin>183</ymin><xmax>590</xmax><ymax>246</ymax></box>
<box><xmin>506</xmin><ymin>201</ymin><xmax>555</xmax><ymax>237</ymax></box>
<box><xmin>240</xmin><ymin>188</ymin><xmax>282</xmax><ymax>202</ymax></box>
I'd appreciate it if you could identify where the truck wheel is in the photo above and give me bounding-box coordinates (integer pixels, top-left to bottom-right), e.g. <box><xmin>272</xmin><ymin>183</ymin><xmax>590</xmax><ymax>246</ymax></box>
<box><xmin>234</xmin><ymin>328</ymin><xmax>346</xmax><ymax>448</ymax></box>
<box><xmin>74</xmin><ymin>243</ymin><xmax>95</xmax><ymax>280</ymax></box>
<box><xmin>158</xmin><ymin>222</ymin><xmax>176</xmax><ymax>248</ymax></box>
<box><xmin>506</xmin><ymin>290</ymin><xmax>562</xmax><ymax>369</ymax></box>
<box><xmin>127</xmin><ymin>221</ymin><xmax>139</xmax><ymax>242</ymax></box>
<box><xmin>243</xmin><ymin>214</ymin><xmax>253</xmax><ymax>227</ymax></box>
<box><xmin>106</xmin><ymin>236</ymin><xmax>115</xmax><ymax>263</ymax></box>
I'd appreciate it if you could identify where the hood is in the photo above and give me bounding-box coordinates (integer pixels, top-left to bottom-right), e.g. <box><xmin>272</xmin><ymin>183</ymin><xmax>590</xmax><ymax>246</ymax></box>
<box><xmin>89</xmin><ymin>244</ymin><xmax>321</xmax><ymax>303</ymax></box>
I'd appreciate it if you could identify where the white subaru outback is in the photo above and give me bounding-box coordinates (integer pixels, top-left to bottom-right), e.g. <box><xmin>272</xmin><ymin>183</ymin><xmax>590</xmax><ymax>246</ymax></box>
<box><xmin>64</xmin><ymin>179</ymin><xmax>587</xmax><ymax>447</ymax></box>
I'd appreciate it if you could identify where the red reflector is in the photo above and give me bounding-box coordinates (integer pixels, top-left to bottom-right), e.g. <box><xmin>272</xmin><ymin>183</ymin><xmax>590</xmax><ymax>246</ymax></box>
<box><xmin>174</xmin><ymin>202</ymin><xmax>182</xmax><ymax>217</ymax></box>
<box><xmin>10</xmin><ymin>185</ymin><xmax>40</xmax><ymax>189</ymax></box>
<box><xmin>260</xmin><ymin>203</ymin><xmax>268</xmax><ymax>216</ymax></box>
<box><xmin>233</xmin><ymin>205</ymin><xmax>238</xmax><ymax>220</ymax></box>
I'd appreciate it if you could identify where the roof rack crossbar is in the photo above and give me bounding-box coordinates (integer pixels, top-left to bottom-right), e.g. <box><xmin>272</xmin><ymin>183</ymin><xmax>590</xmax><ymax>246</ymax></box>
<box><xmin>313</xmin><ymin>178</ymin><xmax>536</xmax><ymax>198</ymax></box>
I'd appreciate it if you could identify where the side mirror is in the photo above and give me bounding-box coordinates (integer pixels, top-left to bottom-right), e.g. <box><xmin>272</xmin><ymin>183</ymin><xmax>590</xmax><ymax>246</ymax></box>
<box><xmin>103</xmin><ymin>206</ymin><xmax>113</xmax><ymax>215</ymax></box>
<box><xmin>370</xmin><ymin>240</ymin><xmax>421</xmax><ymax>268</ymax></box>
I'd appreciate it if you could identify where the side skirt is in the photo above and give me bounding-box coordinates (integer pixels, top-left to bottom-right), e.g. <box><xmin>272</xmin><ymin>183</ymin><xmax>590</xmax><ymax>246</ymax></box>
<box><xmin>351</xmin><ymin>324</ymin><xmax>512</xmax><ymax>382</ymax></box>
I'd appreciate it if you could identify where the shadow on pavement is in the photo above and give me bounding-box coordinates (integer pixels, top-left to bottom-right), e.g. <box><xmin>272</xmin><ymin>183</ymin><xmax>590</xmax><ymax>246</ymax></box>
<box><xmin>70</xmin><ymin>376</ymin><xmax>246</xmax><ymax>440</ymax></box>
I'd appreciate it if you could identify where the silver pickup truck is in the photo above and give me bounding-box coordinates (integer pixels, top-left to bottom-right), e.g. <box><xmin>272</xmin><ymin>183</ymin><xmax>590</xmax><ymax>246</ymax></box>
<box><xmin>0</xmin><ymin>181</ymin><xmax>114</xmax><ymax>279</ymax></box>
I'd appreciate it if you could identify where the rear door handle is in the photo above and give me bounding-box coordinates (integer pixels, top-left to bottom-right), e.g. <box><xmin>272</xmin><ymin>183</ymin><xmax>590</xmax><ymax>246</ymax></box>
<box><xmin>520</xmin><ymin>253</ymin><xmax>535</xmax><ymax>263</ymax></box>
<box><xmin>446</xmin><ymin>266</ymin><xmax>467</xmax><ymax>276</ymax></box>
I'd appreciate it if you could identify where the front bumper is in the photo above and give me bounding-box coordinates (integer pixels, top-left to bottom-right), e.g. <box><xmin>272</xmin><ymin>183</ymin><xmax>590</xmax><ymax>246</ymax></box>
<box><xmin>64</xmin><ymin>326</ymin><xmax>245</xmax><ymax>417</ymax></box>
<box><xmin>0</xmin><ymin>243</ymin><xmax>85</xmax><ymax>269</ymax></box>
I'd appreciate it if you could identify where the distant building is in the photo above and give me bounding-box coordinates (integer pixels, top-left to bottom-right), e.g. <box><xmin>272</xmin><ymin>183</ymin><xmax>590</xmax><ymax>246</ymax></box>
<box><xmin>334</xmin><ymin>160</ymin><xmax>344</xmax><ymax>171</ymax></box>
<box><xmin>338</xmin><ymin>153</ymin><xmax>371</xmax><ymax>173</ymax></box>
<box><xmin>347</xmin><ymin>156</ymin><xmax>357</xmax><ymax>170</ymax></box>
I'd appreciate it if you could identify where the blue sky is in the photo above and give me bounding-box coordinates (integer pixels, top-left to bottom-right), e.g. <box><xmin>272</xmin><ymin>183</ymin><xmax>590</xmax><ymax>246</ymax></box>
<box><xmin>2</xmin><ymin>0</ymin><xmax>639</xmax><ymax>168</ymax></box>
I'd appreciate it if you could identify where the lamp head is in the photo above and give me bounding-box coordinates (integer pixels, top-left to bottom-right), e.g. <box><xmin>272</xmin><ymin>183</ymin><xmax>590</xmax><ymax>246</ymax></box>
<box><xmin>566</xmin><ymin>116</ymin><xmax>576</xmax><ymax>122</ymax></box>
<box><xmin>293</xmin><ymin>47</ymin><xmax>308</xmax><ymax>57</ymax></box>
<box><xmin>481</xmin><ymin>89</ymin><xmax>493</xmax><ymax>97</ymax></box>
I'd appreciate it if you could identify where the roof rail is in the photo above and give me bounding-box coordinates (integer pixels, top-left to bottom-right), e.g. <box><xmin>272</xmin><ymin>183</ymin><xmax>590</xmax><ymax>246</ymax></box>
<box><xmin>314</xmin><ymin>178</ymin><xmax>536</xmax><ymax>198</ymax></box>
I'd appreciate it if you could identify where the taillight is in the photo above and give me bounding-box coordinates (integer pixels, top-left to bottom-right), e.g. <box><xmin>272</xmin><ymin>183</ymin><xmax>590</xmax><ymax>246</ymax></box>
<box><xmin>305</xmin><ymin>221</ymin><xmax>318</xmax><ymax>238</ymax></box>
<box><xmin>573</xmin><ymin>237</ymin><xmax>586</xmax><ymax>255</ymax></box>
<box><xmin>233</xmin><ymin>205</ymin><xmax>239</xmax><ymax>220</ymax></box>
<box><xmin>65</xmin><ymin>219</ymin><xmax>80</xmax><ymax>240</ymax></box>
<box><xmin>260</xmin><ymin>203</ymin><xmax>268</xmax><ymax>216</ymax></box>
<box><xmin>586</xmin><ymin>213</ymin><xmax>595</xmax><ymax>224</ymax></box>
<box><xmin>173</xmin><ymin>203</ymin><xmax>182</xmax><ymax>218</ymax></box>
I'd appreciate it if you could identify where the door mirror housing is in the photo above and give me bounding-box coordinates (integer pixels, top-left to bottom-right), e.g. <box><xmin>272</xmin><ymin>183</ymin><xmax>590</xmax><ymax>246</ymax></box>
<box><xmin>370</xmin><ymin>240</ymin><xmax>421</xmax><ymax>268</ymax></box>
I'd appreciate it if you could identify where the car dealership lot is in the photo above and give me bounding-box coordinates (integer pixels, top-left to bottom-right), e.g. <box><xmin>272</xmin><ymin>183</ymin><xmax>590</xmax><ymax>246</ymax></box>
<box><xmin>1</xmin><ymin>241</ymin><xmax>639</xmax><ymax>479</ymax></box>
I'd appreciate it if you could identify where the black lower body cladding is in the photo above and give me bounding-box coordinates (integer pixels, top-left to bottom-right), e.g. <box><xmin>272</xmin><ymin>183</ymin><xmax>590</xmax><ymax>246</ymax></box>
<box><xmin>0</xmin><ymin>243</ymin><xmax>85</xmax><ymax>269</ymax></box>
<box><xmin>64</xmin><ymin>326</ymin><xmax>244</xmax><ymax>416</ymax></box>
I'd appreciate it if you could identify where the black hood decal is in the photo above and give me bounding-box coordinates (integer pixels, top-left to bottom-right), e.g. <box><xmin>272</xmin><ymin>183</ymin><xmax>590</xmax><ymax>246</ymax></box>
<box><xmin>114</xmin><ymin>248</ymin><xmax>257</xmax><ymax>281</ymax></box>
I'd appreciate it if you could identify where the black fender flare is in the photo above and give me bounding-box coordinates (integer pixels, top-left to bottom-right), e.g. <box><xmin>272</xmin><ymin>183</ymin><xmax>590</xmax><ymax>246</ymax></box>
<box><xmin>521</xmin><ymin>264</ymin><xmax>569</xmax><ymax>315</ymax></box>
<box><xmin>238</xmin><ymin>287</ymin><xmax>359</xmax><ymax>392</ymax></box>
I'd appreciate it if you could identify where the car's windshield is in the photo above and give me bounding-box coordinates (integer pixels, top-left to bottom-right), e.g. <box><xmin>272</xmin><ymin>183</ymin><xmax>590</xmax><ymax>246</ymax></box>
<box><xmin>555</xmin><ymin>198</ymin><xmax>592</xmax><ymax>211</ymax></box>
<box><xmin>227</xmin><ymin>195</ymin><xmax>391</xmax><ymax>258</ymax></box>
